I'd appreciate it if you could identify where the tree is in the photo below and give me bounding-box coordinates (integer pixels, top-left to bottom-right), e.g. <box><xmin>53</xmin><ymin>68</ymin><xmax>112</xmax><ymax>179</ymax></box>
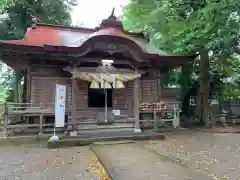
<box><xmin>0</xmin><ymin>62</ymin><xmax>14</xmax><ymax>102</ymax></box>
<box><xmin>0</xmin><ymin>0</ymin><xmax>13</xmax><ymax>8</ymax></box>
<box><xmin>0</xmin><ymin>0</ymin><xmax>72</xmax><ymax>40</ymax></box>
<box><xmin>124</xmin><ymin>0</ymin><xmax>240</xmax><ymax>127</ymax></box>
<box><xmin>0</xmin><ymin>0</ymin><xmax>72</xmax><ymax>104</ymax></box>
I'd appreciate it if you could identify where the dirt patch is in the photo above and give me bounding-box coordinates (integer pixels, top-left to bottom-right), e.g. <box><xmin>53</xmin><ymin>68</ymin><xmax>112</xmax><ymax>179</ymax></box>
<box><xmin>89</xmin><ymin>153</ymin><xmax>111</xmax><ymax>180</ymax></box>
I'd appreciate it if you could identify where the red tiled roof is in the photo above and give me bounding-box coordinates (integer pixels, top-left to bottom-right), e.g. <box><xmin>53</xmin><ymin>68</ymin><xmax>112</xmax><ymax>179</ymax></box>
<box><xmin>0</xmin><ymin>24</ymin><xmax>142</xmax><ymax>47</ymax></box>
<box><xmin>0</xmin><ymin>23</ymin><xmax>196</xmax><ymax>63</ymax></box>
<box><xmin>0</xmin><ymin>11</ymin><xmax>194</xmax><ymax>70</ymax></box>
<box><xmin>71</xmin><ymin>27</ymin><xmax>138</xmax><ymax>47</ymax></box>
<box><xmin>0</xmin><ymin>25</ymin><xmax>91</xmax><ymax>47</ymax></box>
<box><xmin>0</xmin><ymin>23</ymin><xmax>168</xmax><ymax>56</ymax></box>
<box><xmin>0</xmin><ymin>9</ymin><xmax>172</xmax><ymax>56</ymax></box>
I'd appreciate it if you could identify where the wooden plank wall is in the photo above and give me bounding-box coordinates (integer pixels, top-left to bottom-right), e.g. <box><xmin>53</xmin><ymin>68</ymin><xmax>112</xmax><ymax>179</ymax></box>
<box><xmin>112</xmin><ymin>81</ymin><xmax>134</xmax><ymax>117</ymax></box>
<box><xmin>75</xmin><ymin>79</ymin><xmax>88</xmax><ymax>110</ymax></box>
<box><xmin>31</xmin><ymin>76</ymin><xmax>71</xmax><ymax>107</ymax></box>
<box><xmin>29</xmin><ymin>67</ymin><xmax>162</xmax><ymax>119</ymax></box>
<box><xmin>30</xmin><ymin>67</ymin><xmax>71</xmax><ymax>109</ymax></box>
<box><xmin>140</xmin><ymin>79</ymin><xmax>158</xmax><ymax>102</ymax></box>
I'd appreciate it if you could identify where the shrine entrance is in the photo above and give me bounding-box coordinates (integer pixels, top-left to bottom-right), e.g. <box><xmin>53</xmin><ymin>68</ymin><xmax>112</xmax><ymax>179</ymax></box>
<box><xmin>88</xmin><ymin>88</ymin><xmax>113</xmax><ymax>107</ymax></box>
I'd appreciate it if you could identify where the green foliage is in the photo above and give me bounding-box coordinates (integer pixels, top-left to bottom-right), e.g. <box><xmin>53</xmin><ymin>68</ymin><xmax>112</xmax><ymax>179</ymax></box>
<box><xmin>0</xmin><ymin>0</ymin><xmax>72</xmax><ymax>103</ymax></box>
<box><xmin>124</xmin><ymin>0</ymin><xmax>240</xmax><ymax>100</ymax></box>
<box><xmin>0</xmin><ymin>0</ymin><xmax>72</xmax><ymax>39</ymax></box>
<box><xmin>0</xmin><ymin>62</ymin><xmax>14</xmax><ymax>103</ymax></box>
<box><xmin>222</xmin><ymin>83</ymin><xmax>240</xmax><ymax>100</ymax></box>
<box><xmin>124</xmin><ymin>0</ymin><xmax>240</xmax><ymax>55</ymax></box>
<box><xmin>0</xmin><ymin>0</ymin><xmax>14</xmax><ymax>8</ymax></box>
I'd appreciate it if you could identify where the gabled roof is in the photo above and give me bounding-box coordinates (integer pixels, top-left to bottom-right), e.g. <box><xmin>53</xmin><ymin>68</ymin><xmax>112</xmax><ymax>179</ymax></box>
<box><xmin>0</xmin><ymin>23</ymin><xmax>169</xmax><ymax>56</ymax></box>
<box><xmin>0</xmin><ymin>9</ymin><xmax>194</xmax><ymax>70</ymax></box>
<box><xmin>0</xmin><ymin>9</ymin><xmax>171</xmax><ymax>57</ymax></box>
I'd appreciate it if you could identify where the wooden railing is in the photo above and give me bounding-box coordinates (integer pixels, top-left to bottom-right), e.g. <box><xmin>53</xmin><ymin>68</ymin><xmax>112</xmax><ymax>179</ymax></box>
<box><xmin>2</xmin><ymin>102</ymin><xmax>67</xmax><ymax>136</ymax></box>
<box><xmin>1</xmin><ymin>100</ymin><xmax>183</xmax><ymax>136</ymax></box>
<box><xmin>5</xmin><ymin>102</ymin><xmax>56</xmax><ymax>115</ymax></box>
<box><xmin>1</xmin><ymin>102</ymin><xmax>135</xmax><ymax>136</ymax></box>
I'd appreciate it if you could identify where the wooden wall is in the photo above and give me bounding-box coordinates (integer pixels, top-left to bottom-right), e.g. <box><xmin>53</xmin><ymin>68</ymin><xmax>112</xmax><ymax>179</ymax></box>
<box><xmin>30</xmin><ymin>67</ymin><xmax>71</xmax><ymax>109</ymax></box>
<box><xmin>29</xmin><ymin>67</ymin><xmax>162</xmax><ymax>119</ymax></box>
<box><xmin>113</xmin><ymin>81</ymin><xmax>134</xmax><ymax>117</ymax></box>
<box><xmin>140</xmin><ymin>79</ymin><xmax>158</xmax><ymax>102</ymax></box>
<box><xmin>31</xmin><ymin>76</ymin><xmax>71</xmax><ymax>109</ymax></box>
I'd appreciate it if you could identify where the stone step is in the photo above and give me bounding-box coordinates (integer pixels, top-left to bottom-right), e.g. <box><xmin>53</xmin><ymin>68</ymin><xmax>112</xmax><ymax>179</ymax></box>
<box><xmin>77</xmin><ymin>128</ymin><xmax>134</xmax><ymax>135</ymax></box>
<box><xmin>75</xmin><ymin>123</ymin><xmax>135</xmax><ymax>135</ymax></box>
<box><xmin>48</xmin><ymin>132</ymin><xmax>165</xmax><ymax>148</ymax></box>
<box><xmin>76</xmin><ymin>123</ymin><xmax>134</xmax><ymax>131</ymax></box>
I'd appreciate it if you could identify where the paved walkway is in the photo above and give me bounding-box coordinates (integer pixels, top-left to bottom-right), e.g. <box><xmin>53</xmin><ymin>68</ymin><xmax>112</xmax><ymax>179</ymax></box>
<box><xmin>92</xmin><ymin>143</ymin><xmax>211</xmax><ymax>180</ymax></box>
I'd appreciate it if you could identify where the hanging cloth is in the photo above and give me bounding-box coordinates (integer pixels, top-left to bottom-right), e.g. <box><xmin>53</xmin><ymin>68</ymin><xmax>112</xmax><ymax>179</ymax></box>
<box><xmin>100</xmin><ymin>73</ymin><xmax>104</xmax><ymax>88</ymax></box>
<box><xmin>112</xmin><ymin>74</ymin><xmax>116</xmax><ymax>88</ymax></box>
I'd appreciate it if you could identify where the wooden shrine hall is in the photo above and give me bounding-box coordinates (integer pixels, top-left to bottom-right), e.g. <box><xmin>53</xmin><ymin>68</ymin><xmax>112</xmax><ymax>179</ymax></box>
<box><xmin>0</xmin><ymin>10</ymin><xmax>193</xmax><ymax>136</ymax></box>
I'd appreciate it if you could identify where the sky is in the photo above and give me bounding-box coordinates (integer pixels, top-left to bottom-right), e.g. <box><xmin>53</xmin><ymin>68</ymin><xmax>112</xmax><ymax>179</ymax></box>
<box><xmin>71</xmin><ymin>0</ymin><xmax>129</xmax><ymax>27</ymax></box>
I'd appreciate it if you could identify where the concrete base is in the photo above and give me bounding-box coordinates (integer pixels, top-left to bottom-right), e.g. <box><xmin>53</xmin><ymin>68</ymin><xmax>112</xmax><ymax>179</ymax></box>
<box><xmin>47</xmin><ymin>131</ymin><xmax>165</xmax><ymax>148</ymax></box>
<box><xmin>134</xmin><ymin>128</ymin><xmax>142</xmax><ymax>133</ymax></box>
<box><xmin>70</xmin><ymin>130</ymin><xmax>77</xmax><ymax>137</ymax></box>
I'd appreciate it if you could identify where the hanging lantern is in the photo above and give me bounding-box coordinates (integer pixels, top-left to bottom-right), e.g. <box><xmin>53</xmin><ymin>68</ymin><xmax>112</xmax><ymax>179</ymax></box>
<box><xmin>90</xmin><ymin>80</ymin><xmax>100</xmax><ymax>89</ymax></box>
<box><xmin>115</xmin><ymin>81</ymin><xmax>125</xmax><ymax>88</ymax></box>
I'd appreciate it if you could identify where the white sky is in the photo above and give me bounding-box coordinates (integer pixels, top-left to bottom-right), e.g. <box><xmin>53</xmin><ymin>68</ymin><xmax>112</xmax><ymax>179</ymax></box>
<box><xmin>71</xmin><ymin>0</ymin><xmax>129</xmax><ymax>27</ymax></box>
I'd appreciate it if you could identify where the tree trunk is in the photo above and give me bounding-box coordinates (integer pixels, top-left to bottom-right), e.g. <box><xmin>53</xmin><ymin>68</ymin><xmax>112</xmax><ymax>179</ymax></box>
<box><xmin>197</xmin><ymin>50</ymin><xmax>211</xmax><ymax>127</ymax></box>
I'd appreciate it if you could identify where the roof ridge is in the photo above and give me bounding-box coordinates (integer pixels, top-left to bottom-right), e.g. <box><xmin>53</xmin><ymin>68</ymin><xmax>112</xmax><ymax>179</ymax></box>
<box><xmin>35</xmin><ymin>23</ymin><xmax>96</xmax><ymax>32</ymax></box>
<box><xmin>35</xmin><ymin>23</ymin><xmax>144</xmax><ymax>37</ymax></box>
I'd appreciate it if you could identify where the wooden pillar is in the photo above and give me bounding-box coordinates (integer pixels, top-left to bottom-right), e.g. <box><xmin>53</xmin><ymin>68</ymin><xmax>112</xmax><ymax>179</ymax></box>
<box><xmin>71</xmin><ymin>76</ymin><xmax>77</xmax><ymax>133</ymax></box>
<box><xmin>155</xmin><ymin>70</ymin><xmax>162</xmax><ymax>130</ymax></box>
<box><xmin>14</xmin><ymin>70</ymin><xmax>21</xmax><ymax>103</ymax></box>
<box><xmin>22</xmin><ymin>70</ymin><xmax>27</xmax><ymax>103</ymax></box>
<box><xmin>25</xmin><ymin>68</ymin><xmax>31</xmax><ymax>125</ymax></box>
<box><xmin>26</xmin><ymin>68</ymin><xmax>31</xmax><ymax>103</ymax></box>
<box><xmin>172</xmin><ymin>104</ymin><xmax>180</xmax><ymax>128</ymax></box>
<box><xmin>4</xmin><ymin>103</ymin><xmax>8</xmax><ymax>137</ymax></box>
<box><xmin>39</xmin><ymin>103</ymin><xmax>43</xmax><ymax>135</ymax></box>
<box><xmin>133</xmin><ymin>75</ymin><xmax>141</xmax><ymax>132</ymax></box>
<box><xmin>157</xmin><ymin>70</ymin><xmax>162</xmax><ymax>99</ymax></box>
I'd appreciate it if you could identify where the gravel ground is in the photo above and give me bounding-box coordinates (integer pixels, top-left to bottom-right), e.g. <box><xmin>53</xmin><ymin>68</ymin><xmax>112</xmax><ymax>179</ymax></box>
<box><xmin>0</xmin><ymin>145</ymin><xmax>100</xmax><ymax>180</ymax></box>
<box><xmin>145</xmin><ymin>132</ymin><xmax>240</xmax><ymax>180</ymax></box>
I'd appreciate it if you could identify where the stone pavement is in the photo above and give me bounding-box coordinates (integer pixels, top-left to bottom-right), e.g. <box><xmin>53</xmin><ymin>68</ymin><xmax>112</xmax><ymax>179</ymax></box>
<box><xmin>145</xmin><ymin>132</ymin><xmax>240</xmax><ymax>180</ymax></box>
<box><xmin>0</xmin><ymin>145</ymin><xmax>102</xmax><ymax>180</ymax></box>
<box><xmin>92</xmin><ymin>143</ymin><xmax>211</xmax><ymax>180</ymax></box>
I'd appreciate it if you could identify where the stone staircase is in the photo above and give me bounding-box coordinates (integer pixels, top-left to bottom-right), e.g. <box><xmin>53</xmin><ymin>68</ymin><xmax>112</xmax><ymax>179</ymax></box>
<box><xmin>76</xmin><ymin>123</ymin><xmax>135</xmax><ymax>135</ymax></box>
<box><xmin>67</xmin><ymin>109</ymin><xmax>135</xmax><ymax>135</ymax></box>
